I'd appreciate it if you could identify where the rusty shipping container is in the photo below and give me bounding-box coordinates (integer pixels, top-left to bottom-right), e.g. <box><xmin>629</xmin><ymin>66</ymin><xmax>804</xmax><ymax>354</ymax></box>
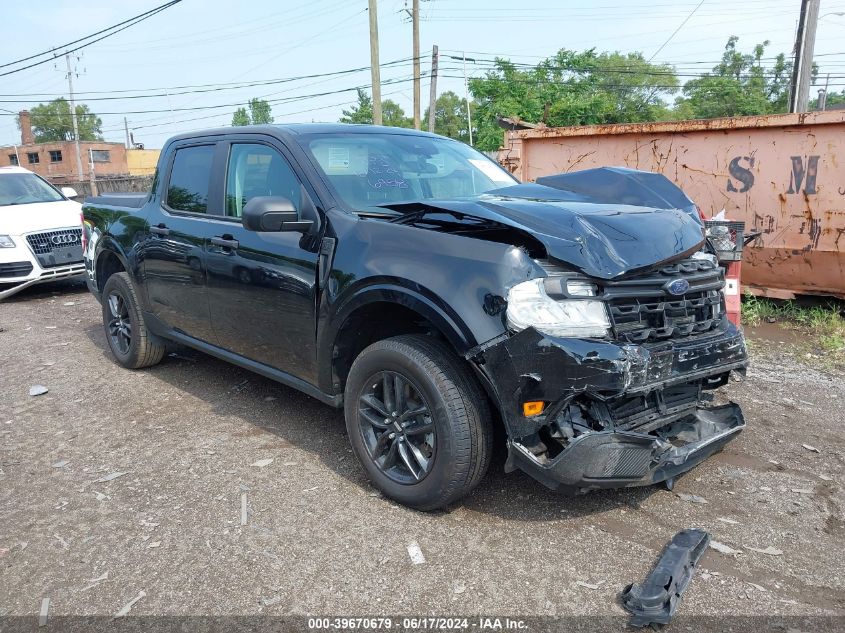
<box><xmin>501</xmin><ymin>111</ymin><xmax>845</xmax><ymax>299</ymax></box>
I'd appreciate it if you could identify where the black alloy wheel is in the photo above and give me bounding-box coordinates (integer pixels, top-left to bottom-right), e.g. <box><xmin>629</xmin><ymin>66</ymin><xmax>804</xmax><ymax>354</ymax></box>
<box><xmin>107</xmin><ymin>291</ymin><xmax>132</xmax><ymax>355</ymax></box>
<box><xmin>358</xmin><ymin>371</ymin><xmax>436</xmax><ymax>484</ymax></box>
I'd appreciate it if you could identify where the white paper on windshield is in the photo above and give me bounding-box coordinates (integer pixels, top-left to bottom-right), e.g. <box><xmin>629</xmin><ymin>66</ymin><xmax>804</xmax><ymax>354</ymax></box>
<box><xmin>468</xmin><ymin>159</ymin><xmax>513</xmax><ymax>183</ymax></box>
<box><xmin>328</xmin><ymin>147</ymin><xmax>350</xmax><ymax>170</ymax></box>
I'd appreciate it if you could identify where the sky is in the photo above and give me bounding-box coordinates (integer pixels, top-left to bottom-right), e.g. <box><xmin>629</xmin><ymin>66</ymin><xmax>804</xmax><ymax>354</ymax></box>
<box><xmin>2</xmin><ymin>0</ymin><xmax>844</xmax><ymax>149</ymax></box>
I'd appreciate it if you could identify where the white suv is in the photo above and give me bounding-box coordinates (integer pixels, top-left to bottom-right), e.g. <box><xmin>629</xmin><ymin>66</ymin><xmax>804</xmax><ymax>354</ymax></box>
<box><xmin>0</xmin><ymin>166</ymin><xmax>85</xmax><ymax>300</ymax></box>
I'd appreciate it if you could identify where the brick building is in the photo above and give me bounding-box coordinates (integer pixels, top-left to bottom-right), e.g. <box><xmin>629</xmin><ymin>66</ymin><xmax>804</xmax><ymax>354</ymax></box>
<box><xmin>0</xmin><ymin>110</ymin><xmax>129</xmax><ymax>184</ymax></box>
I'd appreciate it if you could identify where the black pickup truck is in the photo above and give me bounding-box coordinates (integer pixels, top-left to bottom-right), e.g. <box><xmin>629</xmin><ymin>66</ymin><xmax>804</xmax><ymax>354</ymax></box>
<box><xmin>82</xmin><ymin>124</ymin><xmax>747</xmax><ymax>510</ymax></box>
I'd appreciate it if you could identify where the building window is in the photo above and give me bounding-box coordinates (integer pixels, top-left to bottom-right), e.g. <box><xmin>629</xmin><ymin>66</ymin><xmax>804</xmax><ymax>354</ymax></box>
<box><xmin>27</xmin><ymin>152</ymin><xmax>40</xmax><ymax>164</ymax></box>
<box><xmin>91</xmin><ymin>150</ymin><xmax>111</xmax><ymax>163</ymax></box>
<box><xmin>49</xmin><ymin>150</ymin><xmax>63</xmax><ymax>163</ymax></box>
<box><xmin>8</xmin><ymin>154</ymin><xmax>18</xmax><ymax>166</ymax></box>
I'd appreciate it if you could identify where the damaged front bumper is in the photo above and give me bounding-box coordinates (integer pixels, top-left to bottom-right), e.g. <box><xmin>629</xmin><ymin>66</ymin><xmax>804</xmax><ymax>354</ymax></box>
<box><xmin>507</xmin><ymin>403</ymin><xmax>744</xmax><ymax>492</ymax></box>
<box><xmin>473</xmin><ymin>322</ymin><xmax>748</xmax><ymax>493</ymax></box>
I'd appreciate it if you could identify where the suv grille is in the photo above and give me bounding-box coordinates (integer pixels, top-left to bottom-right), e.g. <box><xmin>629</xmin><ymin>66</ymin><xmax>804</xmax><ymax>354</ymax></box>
<box><xmin>26</xmin><ymin>228</ymin><xmax>82</xmax><ymax>255</ymax></box>
<box><xmin>602</xmin><ymin>257</ymin><xmax>725</xmax><ymax>343</ymax></box>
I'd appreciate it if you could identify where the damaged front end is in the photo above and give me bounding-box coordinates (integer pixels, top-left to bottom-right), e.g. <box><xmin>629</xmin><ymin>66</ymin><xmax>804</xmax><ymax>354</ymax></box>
<box><xmin>472</xmin><ymin>255</ymin><xmax>748</xmax><ymax>494</ymax></box>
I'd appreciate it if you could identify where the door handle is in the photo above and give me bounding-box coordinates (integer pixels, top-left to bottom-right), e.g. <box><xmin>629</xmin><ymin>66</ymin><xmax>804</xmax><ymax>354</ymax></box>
<box><xmin>211</xmin><ymin>236</ymin><xmax>239</xmax><ymax>249</ymax></box>
<box><xmin>150</xmin><ymin>224</ymin><xmax>170</xmax><ymax>236</ymax></box>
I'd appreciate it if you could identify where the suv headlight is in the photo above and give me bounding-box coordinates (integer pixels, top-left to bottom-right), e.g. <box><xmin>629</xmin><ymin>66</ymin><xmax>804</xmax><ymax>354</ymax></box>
<box><xmin>506</xmin><ymin>277</ymin><xmax>610</xmax><ymax>338</ymax></box>
<box><xmin>0</xmin><ymin>235</ymin><xmax>16</xmax><ymax>248</ymax></box>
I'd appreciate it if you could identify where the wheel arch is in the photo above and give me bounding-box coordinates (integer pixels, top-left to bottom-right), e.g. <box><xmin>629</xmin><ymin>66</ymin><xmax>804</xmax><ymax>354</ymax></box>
<box><xmin>319</xmin><ymin>282</ymin><xmax>480</xmax><ymax>396</ymax></box>
<box><xmin>95</xmin><ymin>242</ymin><xmax>130</xmax><ymax>295</ymax></box>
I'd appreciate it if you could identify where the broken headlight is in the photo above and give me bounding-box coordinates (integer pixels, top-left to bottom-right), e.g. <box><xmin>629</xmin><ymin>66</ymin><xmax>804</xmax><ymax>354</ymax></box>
<box><xmin>506</xmin><ymin>277</ymin><xmax>610</xmax><ymax>338</ymax></box>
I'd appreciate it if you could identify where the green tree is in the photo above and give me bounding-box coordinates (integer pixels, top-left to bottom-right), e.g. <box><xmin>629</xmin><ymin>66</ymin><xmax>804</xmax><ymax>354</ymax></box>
<box><xmin>676</xmin><ymin>37</ymin><xmax>794</xmax><ymax>118</ymax></box>
<box><xmin>340</xmin><ymin>89</ymin><xmax>413</xmax><ymax>128</ymax></box>
<box><xmin>340</xmin><ymin>89</ymin><xmax>374</xmax><ymax>124</ymax></box>
<box><xmin>381</xmin><ymin>99</ymin><xmax>412</xmax><ymax>128</ymax></box>
<box><xmin>469</xmin><ymin>49</ymin><xmax>679</xmax><ymax>150</ymax></box>
<box><xmin>424</xmin><ymin>91</ymin><xmax>474</xmax><ymax>143</ymax></box>
<box><xmin>231</xmin><ymin>107</ymin><xmax>250</xmax><ymax>126</ymax></box>
<box><xmin>23</xmin><ymin>98</ymin><xmax>103</xmax><ymax>142</ymax></box>
<box><xmin>231</xmin><ymin>98</ymin><xmax>274</xmax><ymax>126</ymax></box>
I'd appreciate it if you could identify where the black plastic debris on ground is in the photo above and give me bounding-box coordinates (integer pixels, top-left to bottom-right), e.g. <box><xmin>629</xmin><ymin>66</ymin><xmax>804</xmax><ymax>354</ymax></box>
<box><xmin>620</xmin><ymin>528</ymin><xmax>711</xmax><ymax>627</ymax></box>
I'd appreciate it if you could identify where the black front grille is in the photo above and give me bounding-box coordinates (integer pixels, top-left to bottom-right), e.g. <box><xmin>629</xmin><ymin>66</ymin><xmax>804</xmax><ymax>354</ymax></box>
<box><xmin>0</xmin><ymin>261</ymin><xmax>34</xmax><ymax>278</ymax></box>
<box><xmin>26</xmin><ymin>228</ymin><xmax>82</xmax><ymax>255</ymax></box>
<box><xmin>603</xmin><ymin>257</ymin><xmax>725</xmax><ymax>343</ymax></box>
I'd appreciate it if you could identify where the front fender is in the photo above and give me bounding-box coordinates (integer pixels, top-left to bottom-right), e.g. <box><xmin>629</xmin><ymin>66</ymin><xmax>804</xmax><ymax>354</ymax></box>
<box><xmin>316</xmin><ymin>210</ymin><xmax>546</xmax><ymax>393</ymax></box>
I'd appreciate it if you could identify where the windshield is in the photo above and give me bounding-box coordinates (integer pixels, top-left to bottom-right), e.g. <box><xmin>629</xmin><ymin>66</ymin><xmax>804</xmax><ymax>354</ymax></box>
<box><xmin>0</xmin><ymin>173</ymin><xmax>64</xmax><ymax>206</ymax></box>
<box><xmin>300</xmin><ymin>132</ymin><xmax>517</xmax><ymax>213</ymax></box>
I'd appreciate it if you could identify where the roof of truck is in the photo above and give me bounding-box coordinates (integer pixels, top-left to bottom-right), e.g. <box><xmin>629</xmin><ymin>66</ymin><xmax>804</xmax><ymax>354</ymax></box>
<box><xmin>166</xmin><ymin>123</ymin><xmax>444</xmax><ymax>144</ymax></box>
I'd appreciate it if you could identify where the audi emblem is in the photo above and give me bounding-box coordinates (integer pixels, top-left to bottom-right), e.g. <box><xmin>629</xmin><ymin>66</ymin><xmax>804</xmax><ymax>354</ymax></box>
<box><xmin>51</xmin><ymin>233</ymin><xmax>79</xmax><ymax>245</ymax></box>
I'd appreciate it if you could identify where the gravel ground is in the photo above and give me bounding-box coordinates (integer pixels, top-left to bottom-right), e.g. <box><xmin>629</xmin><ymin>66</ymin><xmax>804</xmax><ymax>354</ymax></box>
<box><xmin>1</xmin><ymin>278</ymin><xmax>843</xmax><ymax>629</ymax></box>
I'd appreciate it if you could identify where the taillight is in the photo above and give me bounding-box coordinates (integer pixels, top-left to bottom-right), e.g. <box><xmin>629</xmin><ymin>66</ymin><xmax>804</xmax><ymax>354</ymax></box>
<box><xmin>696</xmin><ymin>205</ymin><xmax>707</xmax><ymax>221</ymax></box>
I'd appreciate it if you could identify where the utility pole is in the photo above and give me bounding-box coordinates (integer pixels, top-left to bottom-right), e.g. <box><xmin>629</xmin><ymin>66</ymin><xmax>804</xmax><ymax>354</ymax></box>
<box><xmin>427</xmin><ymin>45</ymin><xmax>438</xmax><ymax>133</ymax></box>
<box><xmin>124</xmin><ymin>117</ymin><xmax>131</xmax><ymax>149</ymax></box>
<box><xmin>463</xmin><ymin>52</ymin><xmax>473</xmax><ymax>146</ymax></box>
<box><xmin>789</xmin><ymin>0</ymin><xmax>821</xmax><ymax>113</ymax></box>
<box><xmin>367</xmin><ymin>0</ymin><xmax>382</xmax><ymax>125</ymax></box>
<box><xmin>88</xmin><ymin>148</ymin><xmax>98</xmax><ymax>197</ymax></box>
<box><xmin>412</xmin><ymin>0</ymin><xmax>421</xmax><ymax>129</ymax></box>
<box><xmin>65</xmin><ymin>53</ymin><xmax>85</xmax><ymax>182</ymax></box>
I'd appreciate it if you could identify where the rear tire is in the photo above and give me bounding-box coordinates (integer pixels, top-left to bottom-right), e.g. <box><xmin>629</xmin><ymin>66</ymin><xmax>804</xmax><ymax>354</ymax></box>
<box><xmin>101</xmin><ymin>272</ymin><xmax>166</xmax><ymax>369</ymax></box>
<box><xmin>344</xmin><ymin>334</ymin><xmax>492</xmax><ymax>511</ymax></box>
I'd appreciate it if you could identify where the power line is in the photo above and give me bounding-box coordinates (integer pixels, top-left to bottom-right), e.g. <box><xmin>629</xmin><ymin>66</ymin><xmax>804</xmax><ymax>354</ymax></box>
<box><xmin>0</xmin><ymin>57</ymin><xmax>419</xmax><ymax>102</ymax></box>
<box><xmin>0</xmin><ymin>1</ymin><xmax>184</xmax><ymax>78</ymax></box>
<box><xmin>649</xmin><ymin>0</ymin><xmax>706</xmax><ymax>61</ymax></box>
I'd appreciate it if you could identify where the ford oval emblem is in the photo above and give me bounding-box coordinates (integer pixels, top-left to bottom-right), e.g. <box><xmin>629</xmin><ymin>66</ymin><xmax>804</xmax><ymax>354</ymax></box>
<box><xmin>666</xmin><ymin>278</ymin><xmax>690</xmax><ymax>296</ymax></box>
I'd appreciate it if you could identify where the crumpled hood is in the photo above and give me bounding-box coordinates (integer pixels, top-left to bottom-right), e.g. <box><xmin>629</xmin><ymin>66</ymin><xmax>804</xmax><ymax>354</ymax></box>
<box><xmin>387</xmin><ymin>183</ymin><xmax>705</xmax><ymax>280</ymax></box>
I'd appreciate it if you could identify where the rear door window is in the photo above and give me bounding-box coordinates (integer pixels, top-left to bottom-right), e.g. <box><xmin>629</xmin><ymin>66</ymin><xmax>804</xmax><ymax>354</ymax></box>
<box><xmin>166</xmin><ymin>145</ymin><xmax>215</xmax><ymax>214</ymax></box>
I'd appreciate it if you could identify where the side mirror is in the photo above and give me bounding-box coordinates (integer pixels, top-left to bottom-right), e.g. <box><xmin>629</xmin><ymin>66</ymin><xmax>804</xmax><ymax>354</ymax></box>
<box><xmin>61</xmin><ymin>187</ymin><xmax>79</xmax><ymax>199</ymax></box>
<box><xmin>242</xmin><ymin>196</ymin><xmax>313</xmax><ymax>233</ymax></box>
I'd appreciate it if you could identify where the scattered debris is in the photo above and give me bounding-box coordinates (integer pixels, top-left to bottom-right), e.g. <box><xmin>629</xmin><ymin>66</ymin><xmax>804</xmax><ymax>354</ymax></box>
<box><xmin>621</xmin><ymin>528</ymin><xmax>710</xmax><ymax>627</ymax></box>
<box><xmin>147</xmin><ymin>541</ymin><xmax>161</xmax><ymax>549</ymax></box>
<box><xmin>241</xmin><ymin>493</ymin><xmax>248</xmax><ymax>526</ymax></box>
<box><xmin>748</xmin><ymin>583</ymin><xmax>767</xmax><ymax>592</ymax></box>
<box><xmin>819</xmin><ymin>474</ymin><xmax>833</xmax><ymax>482</ymax></box>
<box><xmin>113</xmin><ymin>590</ymin><xmax>146</xmax><ymax>618</ymax></box>
<box><xmin>261</xmin><ymin>595</ymin><xmax>283</xmax><ymax>607</ymax></box>
<box><xmin>745</xmin><ymin>545</ymin><xmax>783</xmax><ymax>556</ymax></box>
<box><xmin>95</xmin><ymin>471</ymin><xmax>128</xmax><ymax>483</ymax></box>
<box><xmin>81</xmin><ymin>572</ymin><xmax>109</xmax><ymax>592</ymax></box>
<box><xmin>63</xmin><ymin>301</ymin><xmax>76</xmax><ymax>306</ymax></box>
<box><xmin>93</xmin><ymin>491</ymin><xmax>109</xmax><ymax>501</ymax></box>
<box><xmin>716</xmin><ymin>517</ymin><xmax>740</xmax><ymax>525</ymax></box>
<box><xmin>675</xmin><ymin>492</ymin><xmax>708</xmax><ymax>504</ymax></box>
<box><xmin>407</xmin><ymin>542</ymin><xmax>426</xmax><ymax>565</ymax></box>
<box><xmin>39</xmin><ymin>597</ymin><xmax>50</xmax><ymax>627</ymax></box>
<box><xmin>576</xmin><ymin>580</ymin><xmax>600</xmax><ymax>590</ymax></box>
<box><xmin>251</xmin><ymin>458</ymin><xmax>273</xmax><ymax>468</ymax></box>
<box><xmin>264</xmin><ymin>396</ymin><xmax>277</xmax><ymax>402</ymax></box>
<box><xmin>792</xmin><ymin>488</ymin><xmax>814</xmax><ymax>495</ymax></box>
<box><xmin>0</xmin><ymin>547</ymin><xmax>9</xmax><ymax>558</ymax></box>
<box><xmin>29</xmin><ymin>385</ymin><xmax>49</xmax><ymax>396</ymax></box>
<box><xmin>230</xmin><ymin>379</ymin><xmax>250</xmax><ymax>392</ymax></box>
<box><xmin>709</xmin><ymin>540</ymin><xmax>742</xmax><ymax>556</ymax></box>
<box><xmin>453</xmin><ymin>581</ymin><xmax>466</xmax><ymax>594</ymax></box>
<box><xmin>52</xmin><ymin>460</ymin><xmax>69</xmax><ymax>468</ymax></box>
<box><xmin>54</xmin><ymin>534</ymin><xmax>69</xmax><ymax>549</ymax></box>
<box><xmin>802</xmin><ymin>444</ymin><xmax>820</xmax><ymax>453</ymax></box>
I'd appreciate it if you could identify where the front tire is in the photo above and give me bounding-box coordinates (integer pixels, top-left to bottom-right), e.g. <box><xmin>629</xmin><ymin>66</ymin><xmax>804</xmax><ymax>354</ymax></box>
<box><xmin>101</xmin><ymin>272</ymin><xmax>166</xmax><ymax>369</ymax></box>
<box><xmin>344</xmin><ymin>335</ymin><xmax>492</xmax><ymax>511</ymax></box>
